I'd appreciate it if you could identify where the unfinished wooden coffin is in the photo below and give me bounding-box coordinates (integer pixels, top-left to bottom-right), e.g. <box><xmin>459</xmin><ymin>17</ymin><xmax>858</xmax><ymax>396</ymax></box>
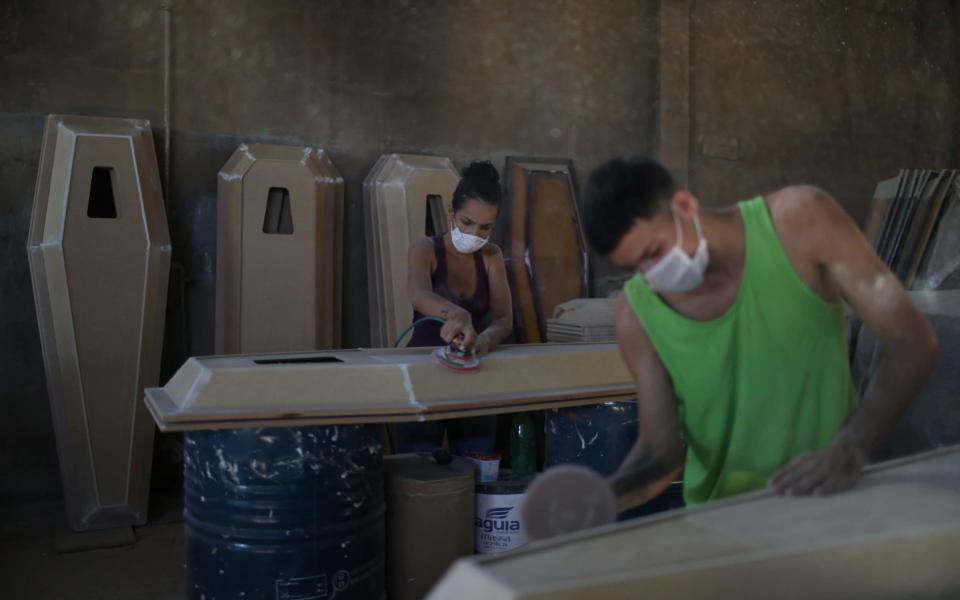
<box><xmin>428</xmin><ymin>446</ymin><xmax>960</xmax><ymax>599</ymax></box>
<box><xmin>144</xmin><ymin>343</ymin><xmax>634</xmax><ymax>431</ymax></box>
<box><xmin>364</xmin><ymin>154</ymin><xmax>459</xmax><ymax>347</ymax></box>
<box><xmin>216</xmin><ymin>143</ymin><xmax>343</xmax><ymax>354</ymax></box>
<box><xmin>501</xmin><ymin>158</ymin><xmax>588</xmax><ymax>343</ymax></box>
<box><xmin>27</xmin><ymin>114</ymin><xmax>171</xmax><ymax>531</ymax></box>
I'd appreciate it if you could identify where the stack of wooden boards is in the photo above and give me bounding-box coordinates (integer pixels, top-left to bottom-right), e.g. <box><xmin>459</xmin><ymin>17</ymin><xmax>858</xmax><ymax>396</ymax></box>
<box><xmin>427</xmin><ymin>445</ymin><xmax>960</xmax><ymax>599</ymax></box>
<box><xmin>500</xmin><ymin>157</ymin><xmax>589</xmax><ymax>343</ymax></box>
<box><xmin>864</xmin><ymin>169</ymin><xmax>959</xmax><ymax>289</ymax></box>
<box><xmin>28</xmin><ymin>115</ymin><xmax>170</xmax><ymax>531</ymax></box>
<box><xmin>216</xmin><ymin>143</ymin><xmax>344</xmax><ymax>353</ymax></box>
<box><xmin>546</xmin><ymin>298</ymin><xmax>616</xmax><ymax>342</ymax></box>
<box><xmin>364</xmin><ymin>154</ymin><xmax>459</xmax><ymax>348</ymax></box>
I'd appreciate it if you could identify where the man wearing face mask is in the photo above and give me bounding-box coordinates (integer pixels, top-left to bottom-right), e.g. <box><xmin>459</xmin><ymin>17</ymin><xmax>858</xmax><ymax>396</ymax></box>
<box><xmin>391</xmin><ymin>160</ymin><xmax>514</xmax><ymax>454</ymax></box>
<box><xmin>583</xmin><ymin>155</ymin><xmax>937</xmax><ymax>510</ymax></box>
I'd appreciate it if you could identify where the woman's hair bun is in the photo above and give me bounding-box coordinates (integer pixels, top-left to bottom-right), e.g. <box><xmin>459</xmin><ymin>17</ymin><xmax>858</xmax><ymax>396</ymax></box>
<box><xmin>461</xmin><ymin>160</ymin><xmax>500</xmax><ymax>184</ymax></box>
<box><xmin>452</xmin><ymin>159</ymin><xmax>502</xmax><ymax>210</ymax></box>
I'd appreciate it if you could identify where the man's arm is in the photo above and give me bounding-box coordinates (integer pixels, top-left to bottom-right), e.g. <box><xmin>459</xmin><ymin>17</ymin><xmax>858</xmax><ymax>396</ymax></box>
<box><xmin>608</xmin><ymin>294</ymin><xmax>685</xmax><ymax>512</ymax></box>
<box><xmin>769</xmin><ymin>187</ymin><xmax>938</xmax><ymax>496</ymax></box>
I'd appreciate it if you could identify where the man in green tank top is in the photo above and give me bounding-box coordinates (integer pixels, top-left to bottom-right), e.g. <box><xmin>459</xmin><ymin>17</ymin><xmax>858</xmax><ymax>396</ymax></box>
<box><xmin>583</xmin><ymin>156</ymin><xmax>938</xmax><ymax>509</ymax></box>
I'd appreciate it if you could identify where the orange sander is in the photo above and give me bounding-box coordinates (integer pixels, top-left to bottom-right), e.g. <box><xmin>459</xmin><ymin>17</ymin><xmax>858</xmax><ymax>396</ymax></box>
<box><xmin>432</xmin><ymin>333</ymin><xmax>481</xmax><ymax>372</ymax></box>
<box><xmin>395</xmin><ymin>318</ymin><xmax>482</xmax><ymax>373</ymax></box>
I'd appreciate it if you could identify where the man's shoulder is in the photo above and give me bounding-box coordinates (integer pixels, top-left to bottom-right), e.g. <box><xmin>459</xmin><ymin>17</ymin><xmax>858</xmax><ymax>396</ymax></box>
<box><xmin>762</xmin><ymin>185</ymin><xmax>852</xmax><ymax>253</ymax></box>
<box><xmin>765</xmin><ymin>185</ymin><xmax>835</xmax><ymax>221</ymax></box>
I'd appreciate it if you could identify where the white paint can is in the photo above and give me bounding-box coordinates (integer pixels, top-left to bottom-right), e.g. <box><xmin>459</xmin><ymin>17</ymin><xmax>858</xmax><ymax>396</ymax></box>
<box><xmin>475</xmin><ymin>475</ymin><xmax>532</xmax><ymax>554</ymax></box>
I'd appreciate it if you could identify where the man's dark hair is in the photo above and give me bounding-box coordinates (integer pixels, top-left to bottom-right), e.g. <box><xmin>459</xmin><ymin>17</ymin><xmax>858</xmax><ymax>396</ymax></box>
<box><xmin>583</xmin><ymin>155</ymin><xmax>677</xmax><ymax>255</ymax></box>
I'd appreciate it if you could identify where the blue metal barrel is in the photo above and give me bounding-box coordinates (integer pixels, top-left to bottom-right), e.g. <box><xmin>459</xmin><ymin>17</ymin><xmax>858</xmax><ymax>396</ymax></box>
<box><xmin>184</xmin><ymin>425</ymin><xmax>385</xmax><ymax>600</ymax></box>
<box><xmin>545</xmin><ymin>402</ymin><xmax>639</xmax><ymax>476</ymax></box>
<box><xmin>544</xmin><ymin>402</ymin><xmax>684</xmax><ymax>518</ymax></box>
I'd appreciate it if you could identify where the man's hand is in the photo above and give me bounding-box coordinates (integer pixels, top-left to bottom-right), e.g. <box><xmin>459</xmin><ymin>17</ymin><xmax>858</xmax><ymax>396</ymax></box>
<box><xmin>769</xmin><ymin>439</ymin><xmax>868</xmax><ymax>496</ymax></box>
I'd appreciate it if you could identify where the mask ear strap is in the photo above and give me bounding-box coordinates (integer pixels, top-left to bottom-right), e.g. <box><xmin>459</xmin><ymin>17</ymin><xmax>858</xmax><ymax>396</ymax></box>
<box><xmin>692</xmin><ymin>214</ymin><xmax>704</xmax><ymax>241</ymax></box>
<box><xmin>672</xmin><ymin>209</ymin><xmax>684</xmax><ymax>246</ymax></box>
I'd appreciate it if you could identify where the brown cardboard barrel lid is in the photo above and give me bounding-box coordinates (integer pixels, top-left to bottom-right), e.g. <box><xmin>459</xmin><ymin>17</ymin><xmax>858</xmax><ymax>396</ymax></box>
<box><xmin>385</xmin><ymin>453</ymin><xmax>476</xmax><ymax>495</ymax></box>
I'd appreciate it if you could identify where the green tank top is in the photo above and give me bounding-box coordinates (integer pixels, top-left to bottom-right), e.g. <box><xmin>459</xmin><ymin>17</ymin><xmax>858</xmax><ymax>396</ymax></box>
<box><xmin>624</xmin><ymin>197</ymin><xmax>856</xmax><ymax>506</ymax></box>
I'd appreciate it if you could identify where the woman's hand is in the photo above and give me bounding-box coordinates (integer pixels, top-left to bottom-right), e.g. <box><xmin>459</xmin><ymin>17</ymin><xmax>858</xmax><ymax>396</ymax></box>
<box><xmin>440</xmin><ymin>309</ymin><xmax>476</xmax><ymax>348</ymax></box>
<box><xmin>474</xmin><ymin>334</ymin><xmax>491</xmax><ymax>357</ymax></box>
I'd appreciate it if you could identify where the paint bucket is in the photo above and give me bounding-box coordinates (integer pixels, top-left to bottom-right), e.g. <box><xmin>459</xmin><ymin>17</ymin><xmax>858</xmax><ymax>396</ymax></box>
<box><xmin>475</xmin><ymin>473</ymin><xmax>532</xmax><ymax>554</ymax></box>
<box><xmin>184</xmin><ymin>425</ymin><xmax>385</xmax><ymax>599</ymax></box>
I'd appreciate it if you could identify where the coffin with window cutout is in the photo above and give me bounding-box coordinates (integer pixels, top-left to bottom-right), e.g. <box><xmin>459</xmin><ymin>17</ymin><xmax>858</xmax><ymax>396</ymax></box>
<box><xmin>27</xmin><ymin>115</ymin><xmax>171</xmax><ymax>531</ymax></box>
<box><xmin>215</xmin><ymin>143</ymin><xmax>344</xmax><ymax>353</ymax></box>
<box><xmin>500</xmin><ymin>157</ymin><xmax>588</xmax><ymax>344</ymax></box>
<box><xmin>363</xmin><ymin>154</ymin><xmax>459</xmax><ymax>348</ymax></box>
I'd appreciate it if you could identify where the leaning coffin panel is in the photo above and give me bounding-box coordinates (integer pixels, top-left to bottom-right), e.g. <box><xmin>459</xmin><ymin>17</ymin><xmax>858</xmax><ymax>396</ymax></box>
<box><xmin>28</xmin><ymin>114</ymin><xmax>171</xmax><ymax>531</ymax></box>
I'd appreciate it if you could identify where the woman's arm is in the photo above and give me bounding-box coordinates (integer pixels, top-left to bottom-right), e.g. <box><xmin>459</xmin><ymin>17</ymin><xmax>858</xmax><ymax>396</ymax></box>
<box><xmin>475</xmin><ymin>245</ymin><xmax>514</xmax><ymax>355</ymax></box>
<box><xmin>406</xmin><ymin>238</ymin><xmax>476</xmax><ymax>345</ymax></box>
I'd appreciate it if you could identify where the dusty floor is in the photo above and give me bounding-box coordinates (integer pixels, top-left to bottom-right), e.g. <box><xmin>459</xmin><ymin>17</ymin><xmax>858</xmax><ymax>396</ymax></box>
<box><xmin>1</xmin><ymin>496</ymin><xmax>186</xmax><ymax>599</ymax></box>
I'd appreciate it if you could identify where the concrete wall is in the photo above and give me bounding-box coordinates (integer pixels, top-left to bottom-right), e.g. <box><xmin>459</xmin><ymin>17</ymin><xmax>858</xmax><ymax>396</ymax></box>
<box><xmin>0</xmin><ymin>0</ymin><xmax>660</xmax><ymax>510</ymax></box>
<box><xmin>684</xmin><ymin>0</ymin><xmax>960</xmax><ymax>221</ymax></box>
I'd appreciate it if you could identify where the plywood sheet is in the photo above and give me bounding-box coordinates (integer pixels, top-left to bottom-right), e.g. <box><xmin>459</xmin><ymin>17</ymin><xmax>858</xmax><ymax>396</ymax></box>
<box><xmin>907</xmin><ymin>171</ymin><xmax>958</xmax><ymax>288</ymax></box>
<box><xmin>527</xmin><ymin>172</ymin><xmax>585</xmax><ymax>335</ymax></box>
<box><xmin>363</xmin><ymin>155</ymin><xmax>391</xmax><ymax>347</ymax></box>
<box><xmin>143</xmin><ymin>343</ymin><xmax>634</xmax><ymax>431</ymax></box>
<box><xmin>505</xmin><ymin>159</ymin><xmax>539</xmax><ymax>343</ymax></box>
<box><xmin>914</xmin><ymin>177</ymin><xmax>960</xmax><ymax>290</ymax></box>
<box><xmin>896</xmin><ymin>170</ymin><xmax>948</xmax><ymax>281</ymax></box>
<box><xmin>313</xmin><ymin>149</ymin><xmax>346</xmax><ymax>349</ymax></box>
<box><xmin>216</xmin><ymin>143</ymin><xmax>343</xmax><ymax>353</ymax></box>
<box><xmin>863</xmin><ymin>174</ymin><xmax>900</xmax><ymax>247</ymax></box>
<box><xmin>501</xmin><ymin>158</ymin><xmax>587</xmax><ymax>343</ymax></box>
<box><xmin>428</xmin><ymin>446</ymin><xmax>960</xmax><ymax>599</ymax></box>
<box><xmin>27</xmin><ymin>114</ymin><xmax>171</xmax><ymax>531</ymax></box>
<box><xmin>889</xmin><ymin>170</ymin><xmax>936</xmax><ymax>275</ymax></box>
<box><xmin>364</xmin><ymin>154</ymin><xmax>459</xmax><ymax>347</ymax></box>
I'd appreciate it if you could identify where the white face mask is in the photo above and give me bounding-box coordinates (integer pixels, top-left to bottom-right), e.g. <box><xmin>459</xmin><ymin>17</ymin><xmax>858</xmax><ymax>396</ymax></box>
<box><xmin>642</xmin><ymin>211</ymin><xmax>709</xmax><ymax>293</ymax></box>
<box><xmin>451</xmin><ymin>226</ymin><xmax>488</xmax><ymax>254</ymax></box>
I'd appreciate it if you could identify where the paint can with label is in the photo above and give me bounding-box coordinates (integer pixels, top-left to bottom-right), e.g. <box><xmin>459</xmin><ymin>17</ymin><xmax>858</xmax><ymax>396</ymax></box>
<box><xmin>474</xmin><ymin>473</ymin><xmax>532</xmax><ymax>554</ymax></box>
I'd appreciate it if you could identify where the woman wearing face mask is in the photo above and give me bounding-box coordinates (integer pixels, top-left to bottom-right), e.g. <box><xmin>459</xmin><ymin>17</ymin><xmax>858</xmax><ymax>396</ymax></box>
<box><xmin>393</xmin><ymin>160</ymin><xmax>514</xmax><ymax>454</ymax></box>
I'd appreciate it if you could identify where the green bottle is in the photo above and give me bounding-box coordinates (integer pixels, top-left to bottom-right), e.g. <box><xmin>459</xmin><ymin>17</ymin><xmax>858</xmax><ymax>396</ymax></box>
<box><xmin>510</xmin><ymin>412</ymin><xmax>536</xmax><ymax>477</ymax></box>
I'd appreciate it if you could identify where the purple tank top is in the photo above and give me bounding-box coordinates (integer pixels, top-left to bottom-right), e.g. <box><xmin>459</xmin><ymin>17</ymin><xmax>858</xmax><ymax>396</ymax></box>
<box><xmin>408</xmin><ymin>235</ymin><xmax>491</xmax><ymax>348</ymax></box>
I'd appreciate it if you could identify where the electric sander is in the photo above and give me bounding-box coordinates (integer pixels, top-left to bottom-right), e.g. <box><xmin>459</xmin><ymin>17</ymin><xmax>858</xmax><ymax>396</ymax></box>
<box><xmin>520</xmin><ymin>465</ymin><xmax>617</xmax><ymax>541</ymax></box>
<box><xmin>432</xmin><ymin>333</ymin><xmax>481</xmax><ymax>372</ymax></box>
